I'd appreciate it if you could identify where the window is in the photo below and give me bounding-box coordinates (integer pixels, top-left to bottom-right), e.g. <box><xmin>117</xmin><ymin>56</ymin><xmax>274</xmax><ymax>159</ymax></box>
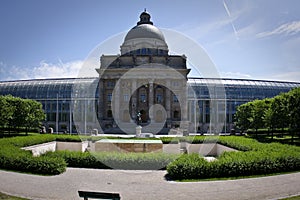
<box><xmin>156</xmin><ymin>94</ymin><xmax>162</xmax><ymax>103</ymax></box>
<box><xmin>107</xmin><ymin>81</ymin><xmax>115</xmax><ymax>88</ymax></box>
<box><xmin>123</xmin><ymin>94</ymin><xmax>129</xmax><ymax>102</ymax></box>
<box><xmin>172</xmin><ymin>81</ymin><xmax>179</xmax><ymax>87</ymax></box>
<box><xmin>173</xmin><ymin>95</ymin><xmax>179</xmax><ymax>103</ymax></box>
<box><xmin>107</xmin><ymin>93</ymin><xmax>112</xmax><ymax>102</ymax></box>
<box><xmin>140</xmin><ymin>94</ymin><xmax>146</xmax><ymax>102</ymax></box>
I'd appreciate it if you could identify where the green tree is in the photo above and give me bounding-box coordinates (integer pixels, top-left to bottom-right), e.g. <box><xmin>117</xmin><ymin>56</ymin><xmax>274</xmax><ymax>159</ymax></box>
<box><xmin>0</xmin><ymin>95</ymin><xmax>16</xmax><ymax>132</ymax></box>
<box><xmin>0</xmin><ymin>95</ymin><xmax>45</xmax><ymax>134</ymax></box>
<box><xmin>23</xmin><ymin>99</ymin><xmax>45</xmax><ymax>134</ymax></box>
<box><xmin>265</xmin><ymin>93</ymin><xmax>289</xmax><ymax>137</ymax></box>
<box><xmin>249</xmin><ymin>99</ymin><xmax>271</xmax><ymax>132</ymax></box>
<box><xmin>286</xmin><ymin>87</ymin><xmax>300</xmax><ymax>140</ymax></box>
<box><xmin>234</xmin><ymin>102</ymin><xmax>252</xmax><ymax>133</ymax></box>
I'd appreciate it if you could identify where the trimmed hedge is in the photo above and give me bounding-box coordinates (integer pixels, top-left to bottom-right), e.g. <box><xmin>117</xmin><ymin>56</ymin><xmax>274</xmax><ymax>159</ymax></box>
<box><xmin>0</xmin><ymin>145</ymin><xmax>66</xmax><ymax>175</ymax></box>
<box><xmin>2</xmin><ymin>135</ymin><xmax>300</xmax><ymax>178</ymax></box>
<box><xmin>45</xmin><ymin>151</ymin><xmax>178</xmax><ymax>170</ymax></box>
<box><xmin>167</xmin><ymin>136</ymin><xmax>300</xmax><ymax>180</ymax></box>
<box><xmin>0</xmin><ymin>135</ymin><xmax>68</xmax><ymax>175</ymax></box>
<box><xmin>0</xmin><ymin>134</ymin><xmax>177</xmax><ymax>174</ymax></box>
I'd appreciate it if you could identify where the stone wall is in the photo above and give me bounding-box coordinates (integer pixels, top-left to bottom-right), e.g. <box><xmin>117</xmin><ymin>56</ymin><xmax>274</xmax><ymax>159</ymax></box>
<box><xmin>95</xmin><ymin>139</ymin><xmax>163</xmax><ymax>153</ymax></box>
<box><xmin>22</xmin><ymin>141</ymin><xmax>88</xmax><ymax>156</ymax></box>
<box><xmin>22</xmin><ymin>141</ymin><xmax>56</xmax><ymax>156</ymax></box>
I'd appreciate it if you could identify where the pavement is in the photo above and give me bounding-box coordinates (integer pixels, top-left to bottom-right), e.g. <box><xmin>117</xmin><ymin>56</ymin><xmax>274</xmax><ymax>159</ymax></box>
<box><xmin>0</xmin><ymin>168</ymin><xmax>299</xmax><ymax>200</ymax></box>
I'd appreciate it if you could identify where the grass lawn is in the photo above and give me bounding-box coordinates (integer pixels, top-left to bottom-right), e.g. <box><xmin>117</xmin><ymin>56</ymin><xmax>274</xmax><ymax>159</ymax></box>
<box><xmin>281</xmin><ymin>195</ymin><xmax>300</xmax><ymax>200</ymax></box>
<box><xmin>0</xmin><ymin>192</ymin><xmax>28</xmax><ymax>200</ymax></box>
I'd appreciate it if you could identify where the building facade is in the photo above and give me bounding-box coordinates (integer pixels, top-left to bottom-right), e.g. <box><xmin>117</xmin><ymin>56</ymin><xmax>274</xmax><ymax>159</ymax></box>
<box><xmin>96</xmin><ymin>11</ymin><xmax>190</xmax><ymax>134</ymax></box>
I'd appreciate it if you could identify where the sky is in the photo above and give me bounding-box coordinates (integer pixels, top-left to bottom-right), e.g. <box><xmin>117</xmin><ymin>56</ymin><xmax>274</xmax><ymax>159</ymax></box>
<box><xmin>0</xmin><ymin>0</ymin><xmax>300</xmax><ymax>82</ymax></box>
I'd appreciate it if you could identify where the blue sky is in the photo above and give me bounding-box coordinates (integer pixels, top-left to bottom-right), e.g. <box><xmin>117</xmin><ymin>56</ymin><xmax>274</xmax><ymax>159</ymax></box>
<box><xmin>0</xmin><ymin>0</ymin><xmax>300</xmax><ymax>82</ymax></box>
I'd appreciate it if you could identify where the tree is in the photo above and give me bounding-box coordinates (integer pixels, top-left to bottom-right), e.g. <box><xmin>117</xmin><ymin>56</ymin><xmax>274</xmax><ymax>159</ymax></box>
<box><xmin>249</xmin><ymin>99</ymin><xmax>271</xmax><ymax>132</ymax></box>
<box><xmin>0</xmin><ymin>95</ymin><xmax>45</xmax><ymax>134</ymax></box>
<box><xmin>286</xmin><ymin>87</ymin><xmax>300</xmax><ymax>141</ymax></box>
<box><xmin>234</xmin><ymin>102</ymin><xmax>252</xmax><ymax>133</ymax></box>
<box><xmin>0</xmin><ymin>95</ymin><xmax>16</xmax><ymax>132</ymax></box>
<box><xmin>23</xmin><ymin>99</ymin><xmax>45</xmax><ymax>134</ymax></box>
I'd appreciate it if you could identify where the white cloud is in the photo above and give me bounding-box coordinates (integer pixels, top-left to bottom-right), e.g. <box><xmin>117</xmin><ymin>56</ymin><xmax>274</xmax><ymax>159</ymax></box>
<box><xmin>32</xmin><ymin>60</ymin><xmax>83</xmax><ymax>79</ymax></box>
<box><xmin>0</xmin><ymin>60</ymin><xmax>85</xmax><ymax>81</ymax></box>
<box><xmin>256</xmin><ymin>21</ymin><xmax>300</xmax><ymax>38</ymax></box>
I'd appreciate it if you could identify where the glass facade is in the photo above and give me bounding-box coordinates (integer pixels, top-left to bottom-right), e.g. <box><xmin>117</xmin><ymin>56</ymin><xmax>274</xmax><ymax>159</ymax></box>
<box><xmin>0</xmin><ymin>78</ymin><xmax>99</xmax><ymax>133</ymax></box>
<box><xmin>0</xmin><ymin>77</ymin><xmax>299</xmax><ymax>134</ymax></box>
<box><xmin>188</xmin><ymin>78</ymin><xmax>300</xmax><ymax>133</ymax></box>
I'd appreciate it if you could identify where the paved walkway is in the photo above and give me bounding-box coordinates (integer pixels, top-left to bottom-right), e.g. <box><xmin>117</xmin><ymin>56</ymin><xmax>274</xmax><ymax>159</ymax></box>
<box><xmin>0</xmin><ymin>168</ymin><xmax>299</xmax><ymax>200</ymax></box>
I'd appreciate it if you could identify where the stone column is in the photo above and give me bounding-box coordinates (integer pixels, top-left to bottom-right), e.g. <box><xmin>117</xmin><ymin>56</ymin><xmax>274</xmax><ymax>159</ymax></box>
<box><xmin>114</xmin><ymin>80</ymin><xmax>120</xmax><ymax>123</ymax></box>
<box><xmin>131</xmin><ymin>80</ymin><xmax>137</xmax><ymax>120</ymax></box>
<box><xmin>149</xmin><ymin>81</ymin><xmax>154</xmax><ymax>108</ymax></box>
<box><xmin>166</xmin><ymin>80</ymin><xmax>171</xmax><ymax>119</ymax></box>
<box><xmin>148</xmin><ymin>80</ymin><xmax>154</xmax><ymax>122</ymax></box>
<box><xmin>180</xmin><ymin>81</ymin><xmax>189</xmax><ymax>133</ymax></box>
<box><xmin>98</xmin><ymin>80</ymin><xmax>104</xmax><ymax>120</ymax></box>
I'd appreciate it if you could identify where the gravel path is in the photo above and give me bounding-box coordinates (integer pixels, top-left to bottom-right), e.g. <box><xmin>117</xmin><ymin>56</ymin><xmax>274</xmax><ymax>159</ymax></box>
<box><xmin>0</xmin><ymin>168</ymin><xmax>299</xmax><ymax>200</ymax></box>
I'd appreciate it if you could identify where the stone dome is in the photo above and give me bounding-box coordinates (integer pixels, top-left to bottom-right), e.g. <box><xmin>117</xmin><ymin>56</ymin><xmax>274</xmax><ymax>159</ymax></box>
<box><xmin>124</xmin><ymin>24</ymin><xmax>166</xmax><ymax>42</ymax></box>
<box><xmin>121</xmin><ymin>10</ymin><xmax>168</xmax><ymax>55</ymax></box>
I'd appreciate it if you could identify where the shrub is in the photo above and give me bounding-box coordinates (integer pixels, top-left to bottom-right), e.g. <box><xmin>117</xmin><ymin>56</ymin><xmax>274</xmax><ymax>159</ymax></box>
<box><xmin>0</xmin><ymin>135</ymin><xmax>67</xmax><ymax>175</ymax></box>
<box><xmin>160</xmin><ymin>137</ymin><xmax>179</xmax><ymax>144</ymax></box>
<box><xmin>46</xmin><ymin>151</ymin><xmax>178</xmax><ymax>170</ymax></box>
<box><xmin>166</xmin><ymin>154</ymin><xmax>210</xmax><ymax>180</ymax></box>
<box><xmin>167</xmin><ymin>136</ymin><xmax>300</xmax><ymax>180</ymax></box>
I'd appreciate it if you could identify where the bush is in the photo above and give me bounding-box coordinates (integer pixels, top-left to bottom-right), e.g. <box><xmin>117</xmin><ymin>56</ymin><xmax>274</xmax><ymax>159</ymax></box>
<box><xmin>0</xmin><ymin>145</ymin><xmax>66</xmax><ymax>175</ymax></box>
<box><xmin>167</xmin><ymin>137</ymin><xmax>300</xmax><ymax>180</ymax></box>
<box><xmin>167</xmin><ymin>154</ymin><xmax>210</xmax><ymax>180</ymax></box>
<box><xmin>46</xmin><ymin>151</ymin><xmax>178</xmax><ymax>170</ymax></box>
<box><xmin>0</xmin><ymin>135</ymin><xmax>68</xmax><ymax>175</ymax></box>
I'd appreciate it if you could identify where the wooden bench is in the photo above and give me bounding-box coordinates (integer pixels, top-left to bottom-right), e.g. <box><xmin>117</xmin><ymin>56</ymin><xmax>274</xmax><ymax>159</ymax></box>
<box><xmin>78</xmin><ymin>191</ymin><xmax>121</xmax><ymax>200</ymax></box>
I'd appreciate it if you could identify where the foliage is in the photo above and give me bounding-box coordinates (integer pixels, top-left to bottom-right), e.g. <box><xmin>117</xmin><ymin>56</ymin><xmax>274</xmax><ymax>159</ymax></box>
<box><xmin>160</xmin><ymin>137</ymin><xmax>179</xmax><ymax>144</ymax></box>
<box><xmin>0</xmin><ymin>95</ymin><xmax>45</xmax><ymax>134</ymax></box>
<box><xmin>0</xmin><ymin>134</ymin><xmax>177</xmax><ymax>173</ymax></box>
<box><xmin>45</xmin><ymin>151</ymin><xmax>178</xmax><ymax>170</ymax></box>
<box><xmin>234</xmin><ymin>102</ymin><xmax>252</xmax><ymax>133</ymax></box>
<box><xmin>167</xmin><ymin>136</ymin><xmax>300</xmax><ymax>180</ymax></box>
<box><xmin>234</xmin><ymin>87</ymin><xmax>300</xmax><ymax>133</ymax></box>
<box><xmin>0</xmin><ymin>135</ymin><xmax>67</xmax><ymax>175</ymax></box>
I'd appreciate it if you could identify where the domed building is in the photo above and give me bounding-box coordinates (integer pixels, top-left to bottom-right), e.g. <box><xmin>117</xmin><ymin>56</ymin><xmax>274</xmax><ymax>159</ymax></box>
<box><xmin>96</xmin><ymin>10</ymin><xmax>191</xmax><ymax>134</ymax></box>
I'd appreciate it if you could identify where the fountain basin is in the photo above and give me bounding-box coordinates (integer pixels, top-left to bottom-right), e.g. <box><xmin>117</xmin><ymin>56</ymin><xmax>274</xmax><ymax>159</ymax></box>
<box><xmin>95</xmin><ymin>139</ymin><xmax>163</xmax><ymax>153</ymax></box>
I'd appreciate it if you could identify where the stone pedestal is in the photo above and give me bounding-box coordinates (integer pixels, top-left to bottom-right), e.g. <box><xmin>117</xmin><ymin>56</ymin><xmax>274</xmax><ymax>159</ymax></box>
<box><xmin>136</xmin><ymin>126</ymin><xmax>142</xmax><ymax>137</ymax></box>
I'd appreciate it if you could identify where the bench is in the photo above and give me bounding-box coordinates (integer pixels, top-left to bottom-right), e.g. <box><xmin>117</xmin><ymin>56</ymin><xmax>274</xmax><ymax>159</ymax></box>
<box><xmin>78</xmin><ymin>191</ymin><xmax>121</xmax><ymax>200</ymax></box>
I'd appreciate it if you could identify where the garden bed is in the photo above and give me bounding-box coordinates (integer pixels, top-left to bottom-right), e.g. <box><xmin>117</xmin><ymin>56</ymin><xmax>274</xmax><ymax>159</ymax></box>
<box><xmin>0</xmin><ymin>135</ymin><xmax>299</xmax><ymax>178</ymax></box>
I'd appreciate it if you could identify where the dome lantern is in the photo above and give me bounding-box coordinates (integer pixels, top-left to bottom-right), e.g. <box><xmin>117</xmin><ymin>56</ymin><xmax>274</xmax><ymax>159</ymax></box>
<box><xmin>137</xmin><ymin>9</ymin><xmax>153</xmax><ymax>25</ymax></box>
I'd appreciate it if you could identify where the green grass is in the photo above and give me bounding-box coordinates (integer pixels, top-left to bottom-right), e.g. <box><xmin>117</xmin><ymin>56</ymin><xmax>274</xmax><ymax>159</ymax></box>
<box><xmin>280</xmin><ymin>195</ymin><xmax>300</xmax><ymax>200</ymax></box>
<box><xmin>0</xmin><ymin>192</ymin><xmax>28</xmax><ymax>200</ymax></box>
<box><xmin>171</xmin><ymin>170</ymin><xmax>300</xmax><ymax>182</ymax></box>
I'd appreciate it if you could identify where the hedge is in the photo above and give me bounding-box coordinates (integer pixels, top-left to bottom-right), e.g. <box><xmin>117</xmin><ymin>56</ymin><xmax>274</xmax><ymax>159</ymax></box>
<box><xmin>167</xmin><ymin>136</ymin><xmax>300</xmax><ymax>180</ymax></box>
<box><xmin>0</xmin><ymin>135</ymin><xmax>68</xmax><ymax>175</ymax></box>
<box><xmin>45</xmin><ymin>151</ymin><xmax>178</xmax><ymax>170</ymax></box>
<box><xmin>0</xmin><ymin>134</ymin><xmax>177</xmax><ymax>174</ymax></box>
<box><xmin>2</xmin><ymin>135</ymin><xmax>300</xmax><ymax>178</ymax></box>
